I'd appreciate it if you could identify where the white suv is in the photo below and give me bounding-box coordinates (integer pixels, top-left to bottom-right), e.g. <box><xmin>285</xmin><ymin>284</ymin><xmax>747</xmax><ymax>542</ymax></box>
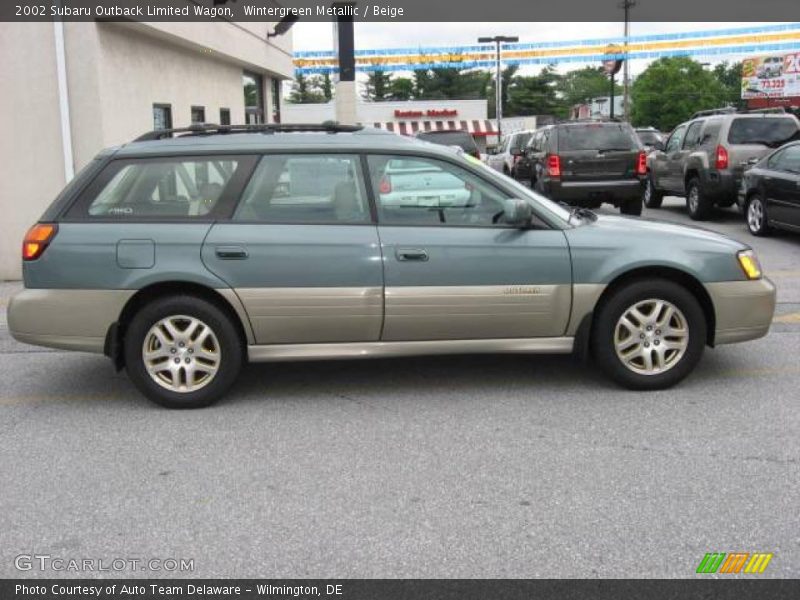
<box><xmin>487</xmin><ymin>130</ymin><xmax>535</xmax><ymax>179</ymax></box>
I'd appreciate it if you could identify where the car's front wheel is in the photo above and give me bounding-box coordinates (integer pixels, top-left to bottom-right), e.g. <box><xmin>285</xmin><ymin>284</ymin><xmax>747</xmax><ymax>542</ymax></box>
<box><xmin>592</xmin><ymin>279</ymin><xmax>706</xmax><ymax>390</ymax></box>
<box><xmin>746</xmin><ymin>193</ymin><xmax>770</xmax><ymax>236</ymax></box>
<box><xmin>124</xmin><ymin>295</ymin><xmax>243</xmax><ymax>408</ymax></box>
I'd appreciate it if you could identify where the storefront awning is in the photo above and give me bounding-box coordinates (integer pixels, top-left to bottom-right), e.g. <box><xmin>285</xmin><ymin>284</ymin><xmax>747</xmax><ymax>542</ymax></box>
<box><xmin>367</xmin><ymin>119</ymin><xmax>497</xmax><ymax>137</ymax></box>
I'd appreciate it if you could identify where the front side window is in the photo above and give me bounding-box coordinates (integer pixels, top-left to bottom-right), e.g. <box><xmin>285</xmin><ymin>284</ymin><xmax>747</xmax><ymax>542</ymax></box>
<box><xmin>234</xmin><ymin>154</ymin><xmax>370</xmax><ymax>224</ymax></box>
<box><xmin>367</xmin><ymin>155</ymin><xmax>512</xmax><ymax>227</ymax></box>
<box><xmin>665</xmin><ymin>125</ymin><xmax>688</xmax><ymax>153</ymax></box>
<box><xmin>83</xmin><ymin>158</ymin><xmax>241</xmax><ymax>218</ymax></box>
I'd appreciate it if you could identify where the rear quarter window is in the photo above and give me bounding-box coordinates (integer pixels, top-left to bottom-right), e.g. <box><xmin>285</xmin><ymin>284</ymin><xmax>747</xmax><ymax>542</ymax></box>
<box><xmin>67</xmin><ymin>156</ymin><xmax>254</xmax><ymax>220</ymax></box>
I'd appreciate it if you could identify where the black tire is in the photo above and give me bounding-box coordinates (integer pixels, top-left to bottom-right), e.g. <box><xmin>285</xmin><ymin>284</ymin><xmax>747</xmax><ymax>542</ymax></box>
<box><xmin>745</xmin><ymin>193</ymin><xmax>771</xmax><ymax>236</ymax></box>
<box><xmin>644</xmin><ymin>173</ymin><xmax>664</xmax><ymax>209</ymax></box>
<box><xmin>591</xmin><ymin>279</ymin><xmax>706</xmax><ymax>390</ymax></box>
<box><xmin>124</xmin><ymin>295</ymin><xmax>243</xmax><ymax>409</ymax></box>
<box><xmin>620</xmin><ymin>196</ymin><xmax>643</xmax><ymax>216</ymax></box>
<box><xmin>686</xmin><ymin>177</ymin><xmax>713</xmax><ymax>220</ymax></box>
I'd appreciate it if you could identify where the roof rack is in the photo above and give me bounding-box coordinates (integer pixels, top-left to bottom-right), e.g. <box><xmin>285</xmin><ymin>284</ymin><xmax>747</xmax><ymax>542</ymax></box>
<box><xmin>689</xmin><ymin>107</ymin><xmax>737</xmax><ymax>119</ymax></box>
<box><xmin>133</xmin><ymin>122</ymin><xmax>364</xmax><ymax>142</ymax></box>
<box><xmin>690</xmin><ymin>106</ymin><xmax>787</xmax><ymax>119</ymax></box>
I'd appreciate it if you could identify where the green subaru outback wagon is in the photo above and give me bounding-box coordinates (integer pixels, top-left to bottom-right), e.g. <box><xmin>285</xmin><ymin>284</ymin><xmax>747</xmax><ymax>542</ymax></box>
<box><xmin>9</xmin><ymin>124</ymin><xmax>776</xmax><ymax>408</ymax></box>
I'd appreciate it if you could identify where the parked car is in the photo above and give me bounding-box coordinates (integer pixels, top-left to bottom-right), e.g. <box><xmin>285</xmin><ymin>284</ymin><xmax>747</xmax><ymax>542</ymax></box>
<box><xmin>739</xmin><ymin>140</ymin><xmax>800</xmax><ymax>236</ymax></box>
<box><xmin>635</xmin><ymin>127</ymin><xmax>664</xmax><ymax>151</ymax></box>
<box><xmin>415</xmin><ymin>129</ymin><xmax>480</xmax><ymax>159</ymax></box>
<box><xmin>757</xmin><ymin>56</ymin><xmax>784</xmax><ymax>79</ymax></box>
<box><xmin>9</xmin><ymin>123</ymin><xmax>775</xmax><ymax>408</ymax></box>
<box><xmin>525</xmin><ymin>120</ymin><xmax>647</xmax><ymax>215</ymax></box>
<box><xmin>646</xmin><ymin>108</ymin><xmax>800</xmax><ymax>219</ymax></box>
<box><xmin>486</xmin><ymin>129</ymin><xmax>535</xmax><ymax>179</ymax></box>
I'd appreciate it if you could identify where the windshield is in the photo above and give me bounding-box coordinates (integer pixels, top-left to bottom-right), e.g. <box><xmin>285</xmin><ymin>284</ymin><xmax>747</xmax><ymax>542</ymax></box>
<box><xmin>728</xmin><ymin>118</ymin><xmax>799</xmax><ymax>146</ymax></box>
<box><xmin>466</xmin><ymin>157</ymin><xmax>573</xmax><ymax>223</ymax></box>
<box><xmin>636</xmin><ymin>131</ymin><xmax>662</xmax><ymax>145</ymax></box>
<box><xmin>559</xmin><ymin>124</ymin><xmax>638</xmax><ymax>151</ymax></box>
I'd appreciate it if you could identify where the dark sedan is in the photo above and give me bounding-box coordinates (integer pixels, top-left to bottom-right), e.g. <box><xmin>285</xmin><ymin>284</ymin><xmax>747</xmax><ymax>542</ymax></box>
<box><xmin>740</xmin><ymin>141</ymin><xmax>800</xmax><ymax>236</ymax></box>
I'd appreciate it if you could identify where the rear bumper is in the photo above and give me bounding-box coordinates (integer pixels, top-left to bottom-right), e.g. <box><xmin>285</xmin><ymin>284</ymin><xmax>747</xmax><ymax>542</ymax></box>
<box><xmin>545</xmin><ymin>178</ymin><xmax>645</xmax><ymax>205</ymax></box>
<box><xmin>705</xmin><ymin>278</ymin><xmax>776</xmax><ymax>345</ymax></box>
<box><xmin>7</xmin><ymin>288</ymin><xmax>134</xmax><ymax>353</ymax></box>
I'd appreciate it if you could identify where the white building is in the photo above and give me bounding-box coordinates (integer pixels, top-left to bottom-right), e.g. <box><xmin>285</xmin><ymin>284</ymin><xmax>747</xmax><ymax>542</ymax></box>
<box><xmin>281</xmin><ymin>99</ymin><xmax>497</xmax><ymax>149</ymax></box>
<box><xmin>0</xmin><ymin>21</ymin><xmax>294</xmax><ymax>279</ymax></box>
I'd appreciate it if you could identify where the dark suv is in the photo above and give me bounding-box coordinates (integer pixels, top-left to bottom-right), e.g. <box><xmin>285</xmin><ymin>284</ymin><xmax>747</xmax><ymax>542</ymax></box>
<box><xmin>525</xmin><ymin>121</ymin><xmax>647</xmax><ymax>215</ymax></box>
<box><xmin>646</xmin><ymin>108</ymin><xmax>800</xmax><ymax>220</ymax></box>
<box><xmin>415</xmin><ymin>129</ymin><xmax>481</xmax><ymax>159</ymax></box>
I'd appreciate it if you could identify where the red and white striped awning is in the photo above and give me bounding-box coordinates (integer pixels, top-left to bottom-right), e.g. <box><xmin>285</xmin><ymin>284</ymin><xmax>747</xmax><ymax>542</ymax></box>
<box><xmin>367</xmin><ymin>119</ymin><xmax>497</xmax><ymax>137</ymax></box>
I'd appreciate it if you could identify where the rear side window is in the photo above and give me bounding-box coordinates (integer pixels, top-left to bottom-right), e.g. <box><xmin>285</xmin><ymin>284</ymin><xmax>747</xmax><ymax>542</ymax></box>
<box><xmin>234</xmin><ymin>154</ymin><xmax>370</xmax><ymax>224</ymax></box>
<box><xmin>78</xmin><ymin>157</ymin><xmax>245</xmax><ymax>219</ymax></box>
<box><xmin>728</xmin><ymin>118</ymin><xmax>799</xmax><ymax>146</ymax></box>
<box><xmin>513</xmin><ymin>133</ymin><xmax>533</xmax><ymax>150</ymax></box>
<box><xmin>557</xmin><ymin>124</ymin><xmax>637</xmax><ymax>151</ymax></box>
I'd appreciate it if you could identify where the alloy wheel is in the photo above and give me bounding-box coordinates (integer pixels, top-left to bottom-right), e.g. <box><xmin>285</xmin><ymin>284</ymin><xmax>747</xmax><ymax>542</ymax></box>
<box><xmin>688</xmin><ymin>186</ymin><xmax>699</xmax><ymax>214</ymax></box>
<box><xmin>142</xmin><ymin>315</ymin><xmax>221</xmax><ymax>393</ymax></box>
<box><xmin>614</xmin><ymin>299</ymin><xmax>689</xmax><ymax>375</ymax></box>
<box><xmin>747</xmin><ymin>197</ymin><xmax>764</xmax><ymax>233</ymax></box>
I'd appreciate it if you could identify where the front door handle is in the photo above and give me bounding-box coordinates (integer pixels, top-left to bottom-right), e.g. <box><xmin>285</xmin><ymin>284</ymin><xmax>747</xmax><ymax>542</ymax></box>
<box><xmin>396</xmin><ymin>248</ymin><xmax>429</xmax><ymax>262</ymax></box>
<box><xmin>215</xmin><ymin>245</ymin><xmax>248</xmax><ymax>260</ymax></box>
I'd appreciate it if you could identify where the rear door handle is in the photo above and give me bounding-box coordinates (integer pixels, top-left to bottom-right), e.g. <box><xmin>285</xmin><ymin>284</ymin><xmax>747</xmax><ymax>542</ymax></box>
<box><xmin>215</xmin><ymin>246</ymin><xmax>248</xmax><ymax>260</ymax></box>
<box><xmin>396</xmin><ymin>248</ymin><xmax>429</xmax><ymax>262</ymax></box>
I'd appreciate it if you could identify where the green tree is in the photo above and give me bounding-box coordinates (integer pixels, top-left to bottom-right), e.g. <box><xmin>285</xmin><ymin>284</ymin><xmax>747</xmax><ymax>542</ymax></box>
<box><xmin>388</xmin><ymin>77</ymin><xmax>414</xmax><ymax>101</ymax></box>
<box><xmin>501</xmin><ymin>66</ymin><xmax>563</xmax><ymax>117</ymax></box>
<box><xmin>557</xmin><ymin>66</ymin><xmax>622</xmax><ymax>108</ymax></box>
<box><xmin>289</xmin><ymin>73</ymin><xmax>326</xmax><ymax>103</ymax></box>
<box><xmin>363</xmin><ymin>70</ymin><xmax>393</xmax><ymax>101</ymax></box>
<box><xmin>712</xmin><ymin>61</ymin><xmax>744</xmax><ymax>109</ymax></box>
<box><xmin>631</xmin><ymin>57</ymin><xmax>728</xmax><ymax>131</ymax></box>
<box><xmin>320</xmin><ymin>72</ymin><xmax>334</xmax><ymax>102</ymax></box>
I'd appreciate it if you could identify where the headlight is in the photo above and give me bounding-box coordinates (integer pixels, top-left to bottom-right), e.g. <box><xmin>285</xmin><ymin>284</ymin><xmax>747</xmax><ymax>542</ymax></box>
<box><xmin>737</xmin><ymin>249</ymin><xmax>762</xmax><ymax>280</ymax></box>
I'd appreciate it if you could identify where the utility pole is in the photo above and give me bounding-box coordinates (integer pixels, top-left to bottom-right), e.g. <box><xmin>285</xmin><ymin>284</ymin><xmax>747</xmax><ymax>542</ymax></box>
<box><xmin>619</xmin><ymin>0</ymin><xmax>636</xmax><ymax>121</ymax></box>
<box><xmin>478</xmin><ymin>35</ymin><xmax>519</xmax><ymax>144</ymax></box>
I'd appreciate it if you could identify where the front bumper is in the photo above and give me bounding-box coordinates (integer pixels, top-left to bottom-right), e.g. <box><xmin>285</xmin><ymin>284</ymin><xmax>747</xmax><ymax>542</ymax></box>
<box><xmin>7</xmin><ymin>288</ymin><xmax>134</xmax><ymax>353</ymax></box>
<box><xmin>705</xmin><ymin>278</ymin><xmax>776</xmax><ymax>345</ymax></box>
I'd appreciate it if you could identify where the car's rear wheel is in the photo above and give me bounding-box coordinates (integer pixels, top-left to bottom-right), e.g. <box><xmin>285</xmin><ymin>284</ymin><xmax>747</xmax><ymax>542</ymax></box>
<box><xmin>592</xmin><ymin>279</ymin><xmax>706</xmax><ymax>390</ymax></box>
<box><xmin>124</xmin><ymin>295</ymin><xmax>243</xmax><ymax>408</ymax></box>
<box><xmin>644</xmin><ymin>174</ymin><xmax>663</xmax><ymax>208</ymax></box>
<box><xmin>746</xmin><ymin>193</ymin><xmax>770</xmax><ymax>236</ymax></box>
<box><xmin>686</xmin><ymin>177</ymin><xmax>713</xmax><ymax>220</ymax></box>
<box><xmin>620</xmin><ymin>196</ymin><xmax>643</xmax><ymax>216</ymax></box>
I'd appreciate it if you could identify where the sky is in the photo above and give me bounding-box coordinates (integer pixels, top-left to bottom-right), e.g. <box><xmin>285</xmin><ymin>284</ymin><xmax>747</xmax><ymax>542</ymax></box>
<box><xmin>290</xmin><ymin>21</ymin><xmax>780</xmax><ymax>78</ymax></box>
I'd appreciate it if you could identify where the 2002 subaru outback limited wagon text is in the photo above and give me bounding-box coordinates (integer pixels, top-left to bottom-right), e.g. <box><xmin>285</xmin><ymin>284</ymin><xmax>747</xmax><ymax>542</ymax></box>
<box><xmin>9</xmin><ymin>124</ymin><xmax>776</xmax><ymax>408</ymax></box>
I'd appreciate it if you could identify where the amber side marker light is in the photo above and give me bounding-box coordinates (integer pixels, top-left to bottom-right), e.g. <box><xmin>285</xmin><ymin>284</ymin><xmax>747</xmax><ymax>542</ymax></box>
<box><xmin>22</xmin><ymin>223</ymin><xmax>58</xmax><ymax>261</ymax></box>
<box><xmin>737</xmin><ymin>249</ymin><xmax>762</xmax><ymax>280</ymax></box>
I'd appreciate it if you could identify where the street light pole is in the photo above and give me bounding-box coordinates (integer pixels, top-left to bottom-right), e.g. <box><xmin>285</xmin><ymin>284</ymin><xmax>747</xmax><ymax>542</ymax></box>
<box><xmin>478</xmin><ymin>35</ymin><xmax>519</xmax><ymax>144</ymax></box>
<box><xmin>618</xmin><ymin>0</ymin><xmax>636</xmax><ymax>121</ymax></box>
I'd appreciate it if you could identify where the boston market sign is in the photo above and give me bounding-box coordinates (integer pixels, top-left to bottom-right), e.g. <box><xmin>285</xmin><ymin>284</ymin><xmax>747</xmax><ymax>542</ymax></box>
<box><xmin>394</xmin><ymin>109</ymin><xmax>458</xmax><ymax>119</ymax></box>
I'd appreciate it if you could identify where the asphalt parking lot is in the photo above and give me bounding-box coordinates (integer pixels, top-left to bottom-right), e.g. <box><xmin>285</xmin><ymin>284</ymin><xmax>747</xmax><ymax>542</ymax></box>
<box><xmin>1</xmin><ymin>196</ymin><xmax>798</xmax><ymax>579</ymax></box>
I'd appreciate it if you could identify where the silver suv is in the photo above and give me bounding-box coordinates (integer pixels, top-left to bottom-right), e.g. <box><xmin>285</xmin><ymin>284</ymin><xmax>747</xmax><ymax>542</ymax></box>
<box><xmin>645</xmin><ymin>108</ymin><xmax>800</xmax><ymax>220</ymax></box>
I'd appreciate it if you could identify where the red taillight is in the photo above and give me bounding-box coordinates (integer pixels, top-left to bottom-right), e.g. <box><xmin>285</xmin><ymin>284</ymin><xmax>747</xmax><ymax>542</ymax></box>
<box><xmin>22</xmin><ymin>223</ymin><xmax>57</xmax><ymax>261</ymax></box>
<box><xmin>636</xmin><ymin>151</ymin><xmax>647</xmax><ymax>176</ymax></box>
<box><xmin>547</xmin><ymin>154</ymin><xmax>561</xmax><ymax>178</ymax></box>
<box><xmin>715</xmin><ymin>145</ymin><xmax>729</xmax><ymax>170</ymax></box>
<box><xmin>378</xmin><ymin>176</ymin><xmax>392</xmax><ymax>194</ymax></box>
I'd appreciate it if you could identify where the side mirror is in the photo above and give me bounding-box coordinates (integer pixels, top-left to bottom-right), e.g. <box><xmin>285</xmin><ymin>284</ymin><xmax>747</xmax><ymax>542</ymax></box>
<box><xmin>502</xmin><ymin>198</ymin><xmax>533</xmax><ymax>227</ymax></box>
